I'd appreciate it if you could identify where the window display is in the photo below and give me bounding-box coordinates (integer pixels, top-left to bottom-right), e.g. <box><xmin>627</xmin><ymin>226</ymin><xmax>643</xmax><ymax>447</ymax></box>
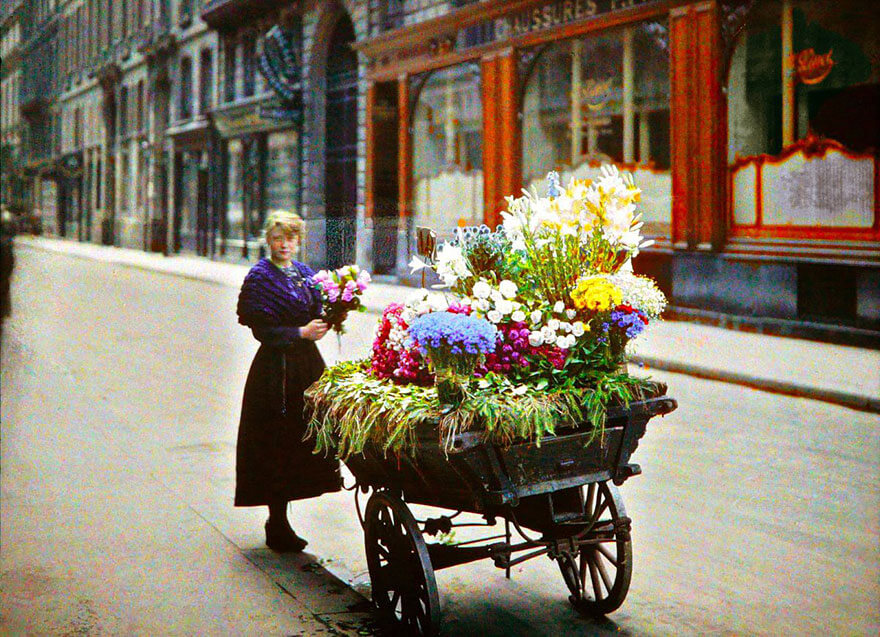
<box><xmin>727</xmin><ymin>0</ymin><xmax>879</xmax><ymax>231</ymax></box>
<box><xmin>521</xmin><ymin>21</ymin><xmax>671</xmax><ymax>237</ymax></box>
<box><xmin>412</xmin><ymin>62</ymin><xmax>483</xmax><ymax>236</ymax></box>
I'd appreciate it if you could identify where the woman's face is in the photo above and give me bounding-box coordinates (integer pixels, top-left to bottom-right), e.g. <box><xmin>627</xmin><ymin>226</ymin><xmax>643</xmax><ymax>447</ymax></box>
<box><xmin>267</xmin><ymin>227</ymin><xmax>299</xmax><ymax>265</ymax></box>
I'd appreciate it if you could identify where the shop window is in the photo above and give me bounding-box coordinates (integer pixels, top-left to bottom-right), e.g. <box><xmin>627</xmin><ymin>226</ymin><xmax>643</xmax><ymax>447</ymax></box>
<box><xmin>243</xmin><ymin>37</ymin><xmax>256</xmax><ymax>98</ymax></box>
<box><xmin>380</xmin><ymin>0</ymin><xmax>403</xmax><ymax>32</ymax></box>
<box><xmin>224</xmin><ymin>41</ymin><xmax>237</xmax><ymax>103</ymax></box>
<box><xmin>120</xmin><ymin>150</ymin><xmax>129</xmax><ymax>212</ymax></box>
<box><xmin>727</xmin><ymin>0</ymin><xmax>880</xmax><ymax>236</ymax></box>
<box><xmin>136</xmin><ymin>80</ymin><xmax>144</xmax><ymax>133</ymax></box>
<box><xmin>265</xmin><ymin>130</ymin><xmax>300</xmax><ymax>214</ymax></box>
<box><xmin>119</xmin><ymin>85</ymin><xmax>128</xmax><ymax>139</ymax></box>
<box><xmin>412</xmin><ymin>62</ymin><xmax>483</xmax><ymax>237</ymax></box>
<box><xmin>199</xmin><ymin>48</ymin><xmax>213</xmax><ymax>115</ymax></box>
<box><xmin>245</xmin><ymin>138</ymin><xmax>264</xmax><ymax>245</ymax></box>
<box><xmin>226</xmin><ymin>139</ymin><xmax>245</xmax><ymax>244</ymax></box>
<box><xmin>179</xmin><ymin>56</ymin><xmax>193</xmax><ymax>120</ymax></box>
<box><xmin>521</xmin><ymin>21</ymin><xmax>671</xmax><ymax>239</ymax></box>
<box><xmin>178</xmin><ymin>0</ymin><xmax>193</xmax><ymax>27</ymax></box>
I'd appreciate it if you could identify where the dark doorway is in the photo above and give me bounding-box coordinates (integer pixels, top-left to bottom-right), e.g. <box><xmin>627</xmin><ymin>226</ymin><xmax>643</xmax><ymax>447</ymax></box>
<box><xmin>371</xmin><ymin>81</ymin><xmax>399</xmax><ymax>275</ymax></box>
<box><xmin>101</xmin><ymin>95</ymin><xmax>117</xmax><ymax>245</ymax></box>
<box><xmin>324</xmin><ymin>15</ymin><xmax>358</xmax><ymax>269</ymax></box>
<box><xmin>174</xmin><ymin>151</ymin><xmax>210</xmax><ymax>256</ymax></box>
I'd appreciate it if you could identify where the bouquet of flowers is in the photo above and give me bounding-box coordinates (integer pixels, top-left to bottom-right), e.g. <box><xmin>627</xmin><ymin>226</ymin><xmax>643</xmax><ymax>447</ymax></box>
<box><xmin>311</xmin><ymin>264</ymin><xmax>371</xmax><ymax>334</ymax></box>
<box><xmin>413</xmin><ymin>166</ymin><xmax>665</xmax><ymax>380</ymax></box>
<box><xmin>307</xmin><ymin>164</ymin><xmax>669</xmax><ymax>456</ymax></box>
<box><xmin>406</xmin><ymin>311</ymin><xmax>497</xmax><ymax>406</ymax></box>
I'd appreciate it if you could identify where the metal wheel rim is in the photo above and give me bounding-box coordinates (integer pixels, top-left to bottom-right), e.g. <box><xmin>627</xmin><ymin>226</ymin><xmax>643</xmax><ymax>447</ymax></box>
<box><xmin>364</xmin><ymin>491</ymin><xmax>441</xmax><ymax>636</ymax></box>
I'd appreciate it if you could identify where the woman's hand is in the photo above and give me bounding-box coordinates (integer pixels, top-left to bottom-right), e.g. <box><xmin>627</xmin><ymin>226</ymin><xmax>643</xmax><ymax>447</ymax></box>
<box><xmin>301</xmin><ymin>319</ymin><xmax>329</xmax><ymax>341</ymax></box>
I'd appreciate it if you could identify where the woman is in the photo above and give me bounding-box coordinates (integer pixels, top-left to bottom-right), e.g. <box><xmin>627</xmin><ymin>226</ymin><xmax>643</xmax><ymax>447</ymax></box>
<box><xmin>235</xmin><ymin>210</ymin><xmax>341</xmax><ymax>552</ymax></box>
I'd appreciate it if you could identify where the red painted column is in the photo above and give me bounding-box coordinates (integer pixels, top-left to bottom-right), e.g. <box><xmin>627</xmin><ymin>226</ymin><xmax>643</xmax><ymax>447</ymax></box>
<box><xmin>397</xmin><ymin>75</ymin><xmax>411</xmax><ymax>222</ymax></box>
<box><xmin>669</xmin><ymin>1</ymin><xmax>725</xmax><ymax>250</ymax></box>
<box><xmin>497</xmin><ymin>49</ymin><xmax>520</xmax><ymax>229</ymax></box>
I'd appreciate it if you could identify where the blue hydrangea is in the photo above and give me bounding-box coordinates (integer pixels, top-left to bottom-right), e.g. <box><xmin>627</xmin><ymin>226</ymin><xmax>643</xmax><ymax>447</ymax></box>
<box><xmin>407</xmin><ymin>312</ymin><xmax>497</xmax><ymax>357</ymax></box>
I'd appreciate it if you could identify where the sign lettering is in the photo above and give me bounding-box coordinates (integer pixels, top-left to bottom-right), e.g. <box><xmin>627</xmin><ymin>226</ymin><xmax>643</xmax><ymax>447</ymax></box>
<box><xmin>792</xmin><ymin>48</ymin><xmax>834</xmax><ymax>85</ymax></box>
<box><xmin>491</xmin><ymin>0</ymin><xmax>653</xmax><ymax>42</ymax></box>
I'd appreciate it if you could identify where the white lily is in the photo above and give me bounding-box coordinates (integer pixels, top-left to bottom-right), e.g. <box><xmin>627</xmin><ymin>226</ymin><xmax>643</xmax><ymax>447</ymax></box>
<box><xmin>408</xmin><ymin>255</ymin><xmax>430</xmax><ymax>273</ymax></box>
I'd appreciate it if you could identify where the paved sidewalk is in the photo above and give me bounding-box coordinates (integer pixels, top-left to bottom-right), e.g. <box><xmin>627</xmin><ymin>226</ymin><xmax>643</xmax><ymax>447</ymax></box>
<box><xmin>15</xmin><ymin>235</ymin><xmax>880</xmax><ymax>412</ymax></box>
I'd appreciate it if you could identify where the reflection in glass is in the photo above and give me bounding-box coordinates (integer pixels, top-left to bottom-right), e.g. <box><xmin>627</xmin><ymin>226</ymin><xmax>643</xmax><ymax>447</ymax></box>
<box><xmin>727</xmin><ymin>0</ymin><xmax>879</xmax><ymax>229</ymax></box>
<box><xmin>728</xmin><ymin>0</ymin><xmax>880</xmax><ymax>159</ymax></box>
<box><xmin>226</xmin><ymin>139</ymin><xmax>245</xmax><ymax>244</ymax></box>
<box><xmin>178</xmin><ymin>152</ymin><xmax>199</xmax><ymax>252</ymax></box>
<box><xmin>412</xmin><ymin>63</ymin><xmax>483</xmax><ymax>237</ymax></box>
<box><xmin>521</xmin><ymin>22</ymin><xmax>670</xmax><ymax>237</ymax></box>
<box><xmin>265</xmin><ymin>130</ymin><xmax>300</xmax><ymax>214</ymax></box>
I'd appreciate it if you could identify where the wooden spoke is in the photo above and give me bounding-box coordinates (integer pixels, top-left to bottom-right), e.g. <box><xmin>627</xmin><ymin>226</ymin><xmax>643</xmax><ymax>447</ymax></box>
<box><xmin>588</xmin><ymin>552</ymin><xmax>603</xmax><ymax>598</ymax></box>
<box><xmin>592</xmin><ymin>497</ymin><xmax>610</xmax><ymax>525</ymax></box>
<box><xmin>594</xmin><ymin>550</ymin><xmax>613</xmax><ymax>592</ymax></box>
<box><xmin>595</xmin><ymin>542</ymin><xmax>620</xmax><ymax>567</ymax></box>
<box><xmin>579</xmin><ymin>547</ymin><xmax>589</xmax><ymax>589</ymax></box>
<box><xmin>558</xmin><ymin>481</ymin><xmax>633</xmax><ymax>618</ymax></box>
<box><xmin>585</xmin><ymin>483</ymin><xmax>596</xmax><ymax>519</ymax></box>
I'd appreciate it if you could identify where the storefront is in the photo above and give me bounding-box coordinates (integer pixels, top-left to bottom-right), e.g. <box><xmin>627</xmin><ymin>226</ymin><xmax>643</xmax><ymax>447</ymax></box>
<box><xmin>57</xmin><ymin>152</ymin><xmax>84</xmax><ymax>239</ymax></box>
<box><xmin>359</xmin><ymin>0</ymin><xmax>879</xmax><ymax>344</ymax></box>
<box><xmin>211</xmin><ymin>100</ymin><xmax>301</xmax><ymax>261</ymax></box>
<box><xmin>169</xmin><ymin>123</ymin><xmax>211</xmax><ymax>255</ymax></box>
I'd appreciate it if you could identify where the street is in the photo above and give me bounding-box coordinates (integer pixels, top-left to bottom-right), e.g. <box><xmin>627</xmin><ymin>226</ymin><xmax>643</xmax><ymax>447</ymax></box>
<box><xmin>2</xmin><ymin>245</ymin><xmax>879</xmax><ymax>636</ymax></box>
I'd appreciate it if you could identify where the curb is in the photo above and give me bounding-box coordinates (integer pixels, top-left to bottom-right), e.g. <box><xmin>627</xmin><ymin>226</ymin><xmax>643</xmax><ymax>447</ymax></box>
<box><xmin>16</xmin><ymin>237</ymin><xmax>879</xmax><ymax>414</ymax></box>
<box><xmin>632</xmin><ymin>355</ymin><xmax>880</xmax><ymax>414</ymax></box>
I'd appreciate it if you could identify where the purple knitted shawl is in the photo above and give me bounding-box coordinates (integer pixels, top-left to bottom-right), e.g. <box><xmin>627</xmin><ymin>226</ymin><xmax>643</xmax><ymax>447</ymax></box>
<box><xmin>237</xmin><ymin>258</ymin><xmax>322</xmax><ymax>328</ymax></box>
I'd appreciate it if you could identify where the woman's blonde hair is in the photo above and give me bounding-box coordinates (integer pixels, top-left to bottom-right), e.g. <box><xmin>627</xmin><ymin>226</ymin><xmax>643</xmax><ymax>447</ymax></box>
<box><xmin>262</xmin><ymin>210</ymin><xmax>304</xmax><ymax>240</ymax></box>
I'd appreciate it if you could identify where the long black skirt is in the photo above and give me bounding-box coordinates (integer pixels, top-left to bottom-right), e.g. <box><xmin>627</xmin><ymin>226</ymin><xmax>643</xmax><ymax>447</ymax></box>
<box><xmin>235</xmin><ymin>340</ymin><xmax>342</xmax><ymax>506</ymax></box>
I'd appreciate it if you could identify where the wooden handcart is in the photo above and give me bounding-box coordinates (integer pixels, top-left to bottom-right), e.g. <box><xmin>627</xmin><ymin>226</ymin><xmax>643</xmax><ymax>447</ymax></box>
<box><xmin>335</xmin><ymin>384</ymin><xmax>677</xmax><ymax>635</ymax></box>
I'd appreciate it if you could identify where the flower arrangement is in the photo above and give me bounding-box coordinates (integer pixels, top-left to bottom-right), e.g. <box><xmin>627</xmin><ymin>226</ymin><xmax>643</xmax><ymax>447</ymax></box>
<box><xmin>312</xmin><ymin>264</ymin><xmax>371</xmax><ymax>334</ymax></box>
<box><xmin>308</xmin><ymin>164</ymin><xmax>668</xmax><ymax>455</ymax></box>
<box><xmin>407</xmin><ymin>312</ymin><xmax>497</xmax><ymax>405</ymax></box>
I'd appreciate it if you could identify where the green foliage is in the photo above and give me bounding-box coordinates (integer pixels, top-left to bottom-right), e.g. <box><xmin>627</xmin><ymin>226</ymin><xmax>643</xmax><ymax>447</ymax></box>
<box><xmin>305</xmin><ymin>360</ymin><xmax>655</xmax><ymax>459</ymax></box>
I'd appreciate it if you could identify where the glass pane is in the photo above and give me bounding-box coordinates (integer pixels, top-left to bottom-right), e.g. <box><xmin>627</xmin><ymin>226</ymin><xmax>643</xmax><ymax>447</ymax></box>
<box><xmin>226</xmin><ymin>139</ymin><xmax>244</xmax><ymax>241</ymax></box>
<box><xmin>179</xmin><ymin>152</ymin><xmax>199</xmax><ymax>250</ymax></box>
<box><xmin>727</xmin><ymin>0</ymin><xmax>879</xmax><ymax>229</ymax></box>
<box><xmin>412</xmin><ymin>62</ymin><xmax>483</xmax><ymax>237</ymax></box>
<box><xmin>245</xmin><ymin>139</ymin><xmax>262</xmax><ymax>242</ymax></box>
<box><xmin>792</xmin><ymin>1</ymin><xmax>880</xmax><ymax>152</ymax></box>
<box><xmin>265</xmin><ymin>130</ymin><xmax>299</xmax><ymax>213</ymax></box>
<box><xmin>727</xmin><ymin>3</ymin><xmax>783</xmax><ymax>159</ymax></box>
<box><xmin>521</xmin><ymin>21</ymin><xmax>671</xmax><ymax>238</ymax></box>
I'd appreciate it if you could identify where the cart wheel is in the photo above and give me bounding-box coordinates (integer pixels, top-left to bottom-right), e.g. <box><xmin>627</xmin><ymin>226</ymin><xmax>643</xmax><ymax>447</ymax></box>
<box><xmin>558</xmin><ymin>481</ymin><xmax>632</xmax><ymax>617</ymax></box>
<box><xmin>364</xmin><ymin>491</ymin><xmax>440</xmax><ymax>636</ymax></box>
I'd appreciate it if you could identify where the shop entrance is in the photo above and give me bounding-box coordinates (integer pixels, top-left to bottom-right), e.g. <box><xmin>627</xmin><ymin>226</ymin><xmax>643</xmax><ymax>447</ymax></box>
<box><xmin>173</xmin><ymin>151</ymin><xmax>210</xmax><ymax>256</ymax></box>
<box><xmin>324</xmin><ymin>14</ymin><xmax>358</xmax><ymax>269</ymax></box>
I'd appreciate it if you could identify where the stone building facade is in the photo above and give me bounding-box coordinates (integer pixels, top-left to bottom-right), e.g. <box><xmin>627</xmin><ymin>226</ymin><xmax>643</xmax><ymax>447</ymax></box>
<box><xmin>1</xmin><ymin>1</ymin><xmax>26</xmax><ymax>216</ymax></box>
<box><xmin>4</xmin><ymin>0</ymin><xmax>879</xmax><ymax>346</ymax></box>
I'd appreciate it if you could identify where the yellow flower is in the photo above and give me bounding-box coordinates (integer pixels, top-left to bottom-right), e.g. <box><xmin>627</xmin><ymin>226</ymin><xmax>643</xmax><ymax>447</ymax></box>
<box><xmin>570</xmin><ymin>276</ymin><xmax>623</xmax><ymax>312</ymax></box>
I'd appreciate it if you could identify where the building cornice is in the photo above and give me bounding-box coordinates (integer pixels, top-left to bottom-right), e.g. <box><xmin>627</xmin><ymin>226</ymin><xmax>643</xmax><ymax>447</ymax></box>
<box><xmin>201</xmin><ymin>0</ymin><xmax>295</xmax><ymax>31</ymax></box>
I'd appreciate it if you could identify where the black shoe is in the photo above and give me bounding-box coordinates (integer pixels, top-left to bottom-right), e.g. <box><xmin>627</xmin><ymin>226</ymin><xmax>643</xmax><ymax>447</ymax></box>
<box><xmin>265</xmin><ymin>520</ymin><xmax>308</xmax><ymax>553</ymax></box>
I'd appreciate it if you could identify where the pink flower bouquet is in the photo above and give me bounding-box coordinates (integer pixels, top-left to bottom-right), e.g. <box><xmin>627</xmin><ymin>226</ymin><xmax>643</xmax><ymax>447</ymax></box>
<box><xmin>311</xmin><ymin>264</ymin><xmax>371</xmax><ymax>334</ymax></box>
